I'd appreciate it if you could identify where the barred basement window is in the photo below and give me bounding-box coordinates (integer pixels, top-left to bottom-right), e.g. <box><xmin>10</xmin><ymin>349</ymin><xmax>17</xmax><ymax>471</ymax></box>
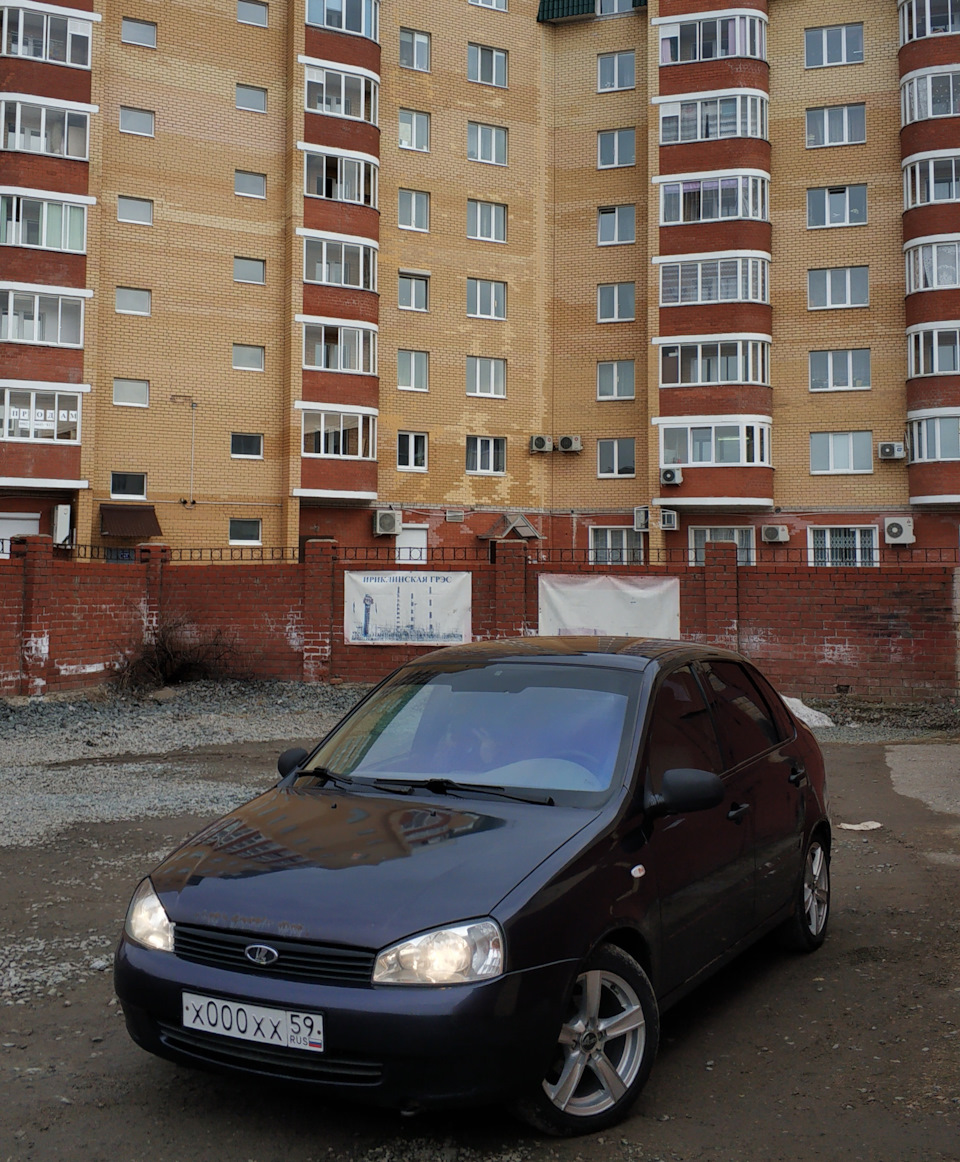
<box><xmin>661</xmin><ymin>421</ymin><xmax>771</xmax><ymax>467</ymax></box>
<box><xmin>306</xmin><ymin>0</ymin><xmax>379</xmax><ymax>42</ymax></box>
<box><xmin>659</xmin><ymin>339</ymin><xmax>770</xmax><ymax>386</ymax></box>
<box><xmin>660</xmin><ymin>15</ymin><xmax>766</xmax><ymax>65</ymax></box>
<box><xmin>302</xmin><ymin>323</ymin><xmax>376</xmax><ymax>373</ymax></box>
<box><xmin>0</xmin><ymin>289</ymin><xmax>82</xmax><ymax>346</ymax></box>
<box><xmin>1</xmin><ymin>386</ymin><xmax>79</xmax><ymax>441</ymax></box>
<box><xmin>661</xmin><ymin>174</ymin><xmax>768</xmax><ymax>224</ymax></box>
<box><xmin>908</xmin><ymin>413</ymin><xmax>960</xmax><ymax>460</ymax></box>
<box><xmin>902</xmin><ymin>70</ymin><xmax>960</xmax><ymax>125</ymax></box>
<box><xmin>808</xmin><ymin>526</ymin><xmax>877</xmax><ymax>568</ymax></box>
<box><xmin>304</xmin><ymin>237</ymin><xmax>376</xmax><ymax>290</ymax></box>
<box><xmin>304</xmin><ymin>151</ymin><xmax>378</xmax><ymax>207</ymax></box>
<box><xmin>302</xmin><ymin>410</ymin><xmax>377</xmax><ymax>458</ymax></box>
<box><xmin>660</xmin><ymin>93</ymin><xmax>767</xmax><ymax>144</ymax></box>
<box><xmin>0</xmin><ymin>195</ymin><xmax>86</xmax><ymax>251</ymax></box>
<box><xmin>1</xmin><ymin>7</ymin><xmax>91</xmax><ymax>66</ymax></box>
<box><xmin>305</xmin><ymin>66</ymin><xmax>378</xmax><ymax>124</ymax></box>
<box><xmin>1</xmin><ymin>100</ymin><xmax>89</xmax><ymax>158</ymax></box>
<box><xmin>659</xmin><ymin>256</ymin><xmax>769</xmax><ymax>306</ymax></box>
<box><xmin>905</xmin><ymin>239</ymin><xmax>960</xmax><ymax>292</ymax></box>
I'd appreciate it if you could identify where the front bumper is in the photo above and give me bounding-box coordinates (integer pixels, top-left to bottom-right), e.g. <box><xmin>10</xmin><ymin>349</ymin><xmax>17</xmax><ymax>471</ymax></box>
<box><xmin>114</xmin><ymin>936</ymin><xmax>577</xmax><ymax>1109</ymax></box>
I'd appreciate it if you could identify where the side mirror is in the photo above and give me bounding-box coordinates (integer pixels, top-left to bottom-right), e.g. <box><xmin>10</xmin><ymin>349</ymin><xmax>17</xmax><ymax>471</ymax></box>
<box><xmin>277</xmin><ymin>747</ymin><xmax>309</xmax><ymax>779</ymax></box>
<box><xmin>644</xmin><ymin>768</ymin><xmax>724</xmax><ymax>818</ymax></box>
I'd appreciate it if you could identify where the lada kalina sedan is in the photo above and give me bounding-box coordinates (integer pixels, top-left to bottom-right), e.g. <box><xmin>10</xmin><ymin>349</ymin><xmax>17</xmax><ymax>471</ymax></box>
<box><xmin>115</xmin><ymin>637</ymin><xmax>831</xmax><ymax>1135</ymax></box>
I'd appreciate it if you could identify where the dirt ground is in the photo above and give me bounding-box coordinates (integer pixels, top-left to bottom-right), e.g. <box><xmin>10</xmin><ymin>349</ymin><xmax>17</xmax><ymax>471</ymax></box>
<box><xmin>1</xmin><ymin>738</ymin><xmax>958</xmax><ymax>1162</ymax></box>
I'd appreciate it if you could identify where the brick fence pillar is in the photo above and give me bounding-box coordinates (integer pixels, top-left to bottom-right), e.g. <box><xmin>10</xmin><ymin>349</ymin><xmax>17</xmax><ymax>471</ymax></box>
<box><xmin>137</xmin><ymin>543</ymin><xmax>171</xmax><ymax>641</ymax></box>
<box><xmin>702</xmin><ymin>540</ymin><xmax>740</xmax><ymax>650</ymax></box>
<box><xmin>11</xmin><ymin>535</ymin><xmax>54</xmax><ymax>696</ymax></box>
<box><xmin>492</xmin><ymin>540</ymin><xmax>528</xmax><ymax>638</ymax></box>
<box><xmin>303</xmin><ymin>538</ymin><xmax>337</xmax><ymax>682</ymax></box>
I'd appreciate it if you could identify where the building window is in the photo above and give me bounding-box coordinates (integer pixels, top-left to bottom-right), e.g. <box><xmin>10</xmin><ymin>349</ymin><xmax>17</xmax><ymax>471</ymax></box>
<box><xmin>689</xmin><ymin>527</ymin><xmax>755</xmax><ymax>566</ymax></box>
<box><xmin>397</xmin><ymin>431</ymin><xmax>427</xmax><ymax>471</ymax></box>
<box><xmin>660</xmin><ymin>339</ymin><xmax>770</xmax><ymax>386</ymax></box>
<box><xmin>235</xmin><ymin>170</ymin><xmax>266</xmax><ymax>198</ymax></box>
<box><xmin>2</xmin><ymin>8</ymin><xmax>90</xmax><ymax>66</ymax></box>
<box><xmin>115</xmin><ymin>287</ymin><xmax>151</xmax><ymax>315</ymax></box>
<box><xmin>303</xmin><ymin>323</ymin><xmax>377</xmax><ymax>373</ymax></box>
<box><xmin>660</xmin><ymin>256</ymin><xmax>769</xmax><ymax>306</ymax></box>
<box><xmin>231</xmin><ymin>432</ymin><xmax>263</xmax><ymax>458</ymax></box>
<box><xmin>808</xmin><ymin>266</ymin><xmax>868</xmax><ymax>309</ymax></box>
<box><xmin>399</xmin><ymin>109</ymin><xmax>429</xmax><ymax>151</ymax></box>
<box><xmin>660</xmin><ymin>93</ymin><xmax>768</xmax><ymax>145</ymax></box>
<box><xmin>901</xmin><ymin>0</ymin><xmax>960</xmax><ymax>43</ymax></box>
<box><xmin>661</xmin><ymin>420</ymin><xmax>771</xmax><ymax>467</ymax></box>
<box><xmin>0</xmin><ymin>289</ymin><xmax>82</xmax><ymax>346</ymax></box>
<box><xmin>1</xmin><ymin>100</ymin><xmax>89</xmax><ymax>158</ymax></box>
<box><xmin>119</xmin><ymin>106</ymin><xmax>155</xmax><ymax>136</ymax></box>
<box><xmin>467</xmin><ymin>199</ymin><xmax>506</xmax><ymax>242</ymax></box>
<box><xmin>908</xmin><ymin>326</ymin><xmax>960</xmax><ymax>375</ymax></box>
<box><xmin>807</xmin><ymin>185</ymin><xmax>867</xmax><ymax>228</ymax></box>
<box><xmin>660</xmin><ymin>15</ymin><xmax>766</xmax><ymax>64</ymax></box>
<box><xmin>121</xmin><ymin>17</ymin><xmax>156</xmax><ymax>47</ymax></box>
<box><xmin>399</xmin><ymin>273</ymin><xmax>428</xmax><ymax>311</ymax></box>
<box><xmin>111</xmin><ymin>471</ymin><xmax>146</xmax><ymax>498</ymax></box>
<box><xmin>598</xmin><ymin>51</ymin><xmax>634</xmax><ymax>91</ymax></box>
<box><xmin>235</xmin><ymin>85</ymin><xmax>267</xmax><ymax>113</ymax></box>
<box><xmin>810</xmin><ymin>349</ymin><xmax>871</xmax><ymax>391</ymax></box>
<box><xmin>0</xmin><ymin>195</ymin><xmax>85</xmax><ymax>252</ymax></box>
<box><xmin>229</xmin><ymin>517</ymin><xmax>262</xmax><ymax>545</ymax></box>
<box><xmin>467</xmin><ymin>278</ymin><xmax>506</xmax><ymax>319</ymax></box>
<box><xmin>597</xmin><ymin>205</ymin><xmax>635</xmax><ymax>245</ymax></box>
<box><xmin>810</xmin><ymin>431</ymin><xmax>873</xmax><ymax>474</ymax></box>
<box><xmin>398</xmin><ymin>349</ymin><xmax>428</xmax><ymax>391</ymax></box>
<box><xmin>590</xmin><ymin>527</ymin><xmax>642</xmax><ymax>564</ymax></box>
<box><xmin>597</xmin><ymin>282</ymin><xmax>635</xmax><ymax>322</ymax></box>
<box><xmin>597</xmin><ymin>438</ymin><xmax>635</xmax><ymax>477</ymax></box>
<box><xmin>661</xmin><ymin>173</ymin><xmax>768</xmax><ymax>224</ymax></box>
<box><xmin>233</xmin><ymin>257</ymin><xmax>265</xmax><ymax>284</ymax></box>
<box><xmin>467</xmin><ymin>356</ymin><xmax>506</xmax><ymax>397</ymax></box>
<box><xmin>597</xmin><ymin>360</ymin><xmax>634</xmax><ymax>399</ymax></box>
<box><xmin>906</xmin><ymin>240</ymin><xmax>960</xmax><ymax>292</ymax></box>
<box><xmin>806</xmin><ymin>104</ymin><xmax>866</xmax><ymax>147</ymax></box>
<box><xmin>305</xmin><ymin>0</ymin><xmax>379</xmax><ymax>42</ymax></box>
<box><xmin>117</xmin><ymin>195</ymin><xmax>153</xmax><ymax>224</ymax></box>
<box><xmin>302</xmin><ymin>409</ymin><xmax>377</xmax><ymax>458</ymax></box>
<box><xmin>1</xmin><ymin>386</ymin><xmax>79</xmax><ymax>441</ymax></box>
<box><xmin>468</xmin><ymin>121</ymin><xmax>507</xmax><ymax>165</ymax></box>
<box><xmin>305</xmin><ymin>67</ymin><xmax>378</xmax><ymax>124</ymax></box>
<box><xmin>901</xmin><ymin>70</ymin><xmax>960</xmax><ymax>124</ymax></box>
<box><xmin>113</xmin><ymin>378</ymin><xmax>149</xmax><ymax>407</ymax></box>
<box><xmin>468</xmin><ymin>43</ymin><xmax>507</xmax><ymax>87</ymax></box>
<box><xmin>398</xmin><ymin>188</ymin><xmax>429</xmax><ymax>231</ymax></box>
<box><xmin>808</xmin><ymin>526</ymin><xmax>877</xmax><ymax>567</ymax></box>
<box><xmin>400</xmin><ymin>27</ymin><xmax>430</xmax><ymax>70</ymax></box>
<box><xmin>233</xmin><ymin>343</ymin><xmax>264</xmax><ymax>370</ymax></box>
<box><xmin>805</xmin><ymin>24</ymin><xmax>864</xmax><ymax>67</ymax></box>
<box><xmin>908</xmin><ymin>413</ymin><xmax>960</xmax><ymax>460</ymax></box>
<box><xmin>904</xmin><ymin>154</ymin><xmax>960</xmax><ymax>207</ymax></box>
<box><xmin>305</xmin><ymin>150</ymin><xmax>378</xmax><ymax>207</ymax></box>
<box><xmin>598</xmin><ymin>127</ymin><xmax>635</xmax><ymax>168</ymax></box>
<box><xmin>237</xmin><ymin>1</ymin><xmax>268</xmax><ymax>26</ymax></box>
<box><xmin>466</xmin><ymin>435</ymin><xmax>505</xmax><ymax>474</ymax></box>
<box><xmin>304</xmin><ymin>237</ymin><xmax>376</xmax><ymax>290</ymax></box>
<box><xmin>470</xmin><ymin>0</ymin><xmax>507</xmax><ymax>9</ymax></box>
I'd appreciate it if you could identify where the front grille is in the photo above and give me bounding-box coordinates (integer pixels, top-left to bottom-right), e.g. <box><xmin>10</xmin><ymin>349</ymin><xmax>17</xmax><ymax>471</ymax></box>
<box><xmin>174</xmin><ymin>925</ymin><xmax>376</xmax><ymax>986</ymax></box>
<box><xmin>158</xmin><ymin>1022</ymin><xmax>383</xmax><ymax>1084</ymax></box>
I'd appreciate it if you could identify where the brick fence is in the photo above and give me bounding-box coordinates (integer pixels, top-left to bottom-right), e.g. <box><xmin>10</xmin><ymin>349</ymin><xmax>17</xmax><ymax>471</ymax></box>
<box><xmin>1</xmin><ymin>536</ymin><xmax>957</xmax><ymax>702</ymax></box>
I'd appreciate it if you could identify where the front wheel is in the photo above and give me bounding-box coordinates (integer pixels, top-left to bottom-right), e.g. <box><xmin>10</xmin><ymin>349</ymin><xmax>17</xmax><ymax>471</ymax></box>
<box><xmin>781</xmin><ymin>835</ymin><xmax>830</xmax><ymax>952</ymax></box>
<box><xmin>512</xmin><ymin>944</ymin><xmax>659</xmax><ymax>1136</ymax></box>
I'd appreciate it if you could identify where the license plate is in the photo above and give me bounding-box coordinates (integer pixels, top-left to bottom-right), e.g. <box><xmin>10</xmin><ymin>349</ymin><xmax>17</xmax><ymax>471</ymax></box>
<box><xmin>182</xmin><ymin>992</ymin><xmax>324</xmax><ymax>1053</ymax></box>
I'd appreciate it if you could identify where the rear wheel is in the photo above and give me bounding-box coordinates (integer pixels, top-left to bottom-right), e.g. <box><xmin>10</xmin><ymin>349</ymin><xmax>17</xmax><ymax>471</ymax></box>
<box><xmin>512</xmin><ymin>944</ymin><xmax>659</xmax><ymax>1136</ymax></box>
<box><xmin>781</xmin><ymin>835</ymin><xmax>830</xmax><ymax>952</ymax></box>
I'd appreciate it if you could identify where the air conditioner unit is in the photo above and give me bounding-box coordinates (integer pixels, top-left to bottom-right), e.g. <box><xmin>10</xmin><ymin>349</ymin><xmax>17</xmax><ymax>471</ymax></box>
<box><xmin>633</xmin><ymin>505</ymin><xmax>649</xmax><ymax>533</ymax></box>
<box><xmin>52</xmin><ymin>503</ymin><xmax>71</xmax><ymax>546</ymax></box>
<box><xmin>557</xmin><ymin>435</ymin><xmax>582</xmax><ymax>452</ymax></box>
<box><xmin>659</xmin><ymin>508</ymin><xmax>679</xmax><ymax>531</ymax></box>
<box><xmin>761</xmin><ymin>524</ymin><xmax>790</xmax><ymax>544</ymax></box>
<box><xmin>878</xmin><ymin>441</ymin><xmax>906</xmax><ymax>460</ymax></box>
<box><xmin>373</xmin><ymin>509</ymin><xmax>401</xmax><ymax>536</ymax></box>
<box><xmin>660</xmin><ymin>467</ymin><xmax>683</xmax><ymax>486</ymax></box>
<box><xmin>529</xmin><ymin>434</ymin><xmax>554</xmax><ymax>453</ymax></box>
<box><xmin>884</xmin><ymin>516</ymin><xmax>915</xmax><ymax>545</ymax></box>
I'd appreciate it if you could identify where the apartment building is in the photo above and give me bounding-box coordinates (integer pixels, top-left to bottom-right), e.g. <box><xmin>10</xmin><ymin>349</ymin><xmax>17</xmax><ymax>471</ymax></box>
<box><xmin>2</xmin><ymin>0</ymin><xmax>959</xmax><ymax>566</ymax></box>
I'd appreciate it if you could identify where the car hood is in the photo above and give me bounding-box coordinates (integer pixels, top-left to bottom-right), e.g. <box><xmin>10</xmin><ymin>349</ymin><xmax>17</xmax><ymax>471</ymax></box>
<box><xmin>151</xmin><ymin>785</ymin><xmax>595</xmax><ymax>950</ymax></box>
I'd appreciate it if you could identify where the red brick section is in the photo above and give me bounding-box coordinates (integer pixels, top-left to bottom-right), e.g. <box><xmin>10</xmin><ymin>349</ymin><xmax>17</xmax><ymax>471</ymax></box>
<box><xmin>0</xmin><ymin>557</ymin><xmax>24</xmax><ymax>694</ymax></box>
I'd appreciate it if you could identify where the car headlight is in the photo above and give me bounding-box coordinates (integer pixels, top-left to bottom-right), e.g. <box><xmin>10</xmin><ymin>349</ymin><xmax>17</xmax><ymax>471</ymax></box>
<box><xmin>124</xmin><ymin>878</ymin><xmax>175</xmax><ymax>952</ymax></box>
<box><xmin>373</xmin><ymin>920</ymin><xmax>504</xmax><ymax>985</ymax></box>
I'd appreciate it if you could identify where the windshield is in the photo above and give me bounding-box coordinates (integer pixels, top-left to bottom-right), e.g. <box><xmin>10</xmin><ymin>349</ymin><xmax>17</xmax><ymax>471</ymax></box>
<box><xmin>303</xmin><ymin>662</ymin><xmax>641</xmax><ymax>802</ymax></box>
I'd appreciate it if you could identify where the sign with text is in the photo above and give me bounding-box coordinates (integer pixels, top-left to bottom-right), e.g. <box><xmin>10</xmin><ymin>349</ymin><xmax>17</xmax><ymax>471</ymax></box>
<box><xmin>344</xmin><ymin>572</ymin><xmax>472</xmax><ymax>645</ymax></box>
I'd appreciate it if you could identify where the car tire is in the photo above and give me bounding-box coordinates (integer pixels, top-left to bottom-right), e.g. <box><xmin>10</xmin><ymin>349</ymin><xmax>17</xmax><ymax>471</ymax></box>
<box><xmin>512</xmin><ymin>943</ymin><xmax>659</xmax><ymax>1137</ymax></box>
<box><xmin>780</xmin><ymin>833</ymin><xmax>831</xmax><ymax>953</ymax></box>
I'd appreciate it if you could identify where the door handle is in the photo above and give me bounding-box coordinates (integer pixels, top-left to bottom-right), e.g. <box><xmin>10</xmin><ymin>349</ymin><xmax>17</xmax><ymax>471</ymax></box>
<box><xmin>727</xmin><ymin>802</ymin><xmax>750</xmax><ymax>823</ymax></box>
<box><xmin>788</xmin><ymin>762</ymin><xmax>807</xmax><ymax>787</ymax></box>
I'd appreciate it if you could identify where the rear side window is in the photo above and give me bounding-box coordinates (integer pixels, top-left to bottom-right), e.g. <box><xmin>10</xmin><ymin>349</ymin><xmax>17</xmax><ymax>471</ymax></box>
<box><xmin>645</xmin><ymin>666</ymin><xmax>723</xmax><ymax>785</ymax></box>
<box><xmin>698</xmin><ymin>661</ymin><xmax>782</xmax><ymax>768</ymax></box>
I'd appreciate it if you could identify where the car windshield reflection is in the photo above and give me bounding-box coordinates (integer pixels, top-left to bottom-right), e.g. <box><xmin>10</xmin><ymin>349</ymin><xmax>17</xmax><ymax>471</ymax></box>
<box><xmin>303</xmin><ymin>663</ymin><xmax>641</xmax><ymax>802</ymax></box>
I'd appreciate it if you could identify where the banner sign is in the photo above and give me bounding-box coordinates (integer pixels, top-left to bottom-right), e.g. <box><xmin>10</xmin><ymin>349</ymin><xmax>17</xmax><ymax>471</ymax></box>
<box><xmin>538</xmin><ymin>574</ymin><xmax>681</xmax><ymax>638</ymax></box>
<box><xmin>344</xmin><ymin>572</ymin><xmax>472</xmax><ymax>645</ymax></box>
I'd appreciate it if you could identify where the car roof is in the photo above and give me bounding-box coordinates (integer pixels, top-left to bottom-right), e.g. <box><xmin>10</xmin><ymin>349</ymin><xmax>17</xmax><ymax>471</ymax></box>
<box><xmin>413</xmin><ymin>636</ymin><xmax>746</xmax><ymax>672</ymax></box>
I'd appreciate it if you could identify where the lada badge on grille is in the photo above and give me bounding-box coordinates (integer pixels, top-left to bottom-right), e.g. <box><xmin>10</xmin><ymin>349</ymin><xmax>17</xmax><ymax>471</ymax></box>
<box><xmin>244</xmin><ymin>944</ymin><xmax>279</xmax><ymax>966</ymax></box>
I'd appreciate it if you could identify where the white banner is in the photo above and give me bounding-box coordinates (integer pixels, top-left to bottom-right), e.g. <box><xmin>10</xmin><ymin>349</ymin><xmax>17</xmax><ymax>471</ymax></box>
<box><xmin>344</xmin><ymin>571</ymin><xmax>472</xmax><ymax>645</ymax></box>
<box><xmin>538</xmin><ymin>574</ymin><xmax>680</xmax><ymax>638</ymax></box>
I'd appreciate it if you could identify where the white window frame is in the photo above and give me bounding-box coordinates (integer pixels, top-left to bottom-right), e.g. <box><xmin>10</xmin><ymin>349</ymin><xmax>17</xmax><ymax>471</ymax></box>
<box><xmin>1</xmin><ymin>7</ymin><xmax>92</xmax><ymax>68</ymax></box>
<box><xmin>228</xmin><ymin>517</ymin><xmax>262</xmax><ymax>545</ymax></box>
<box><xmin>658</xmin><ymin>12</ymin><xmax>767</xmax><ymax>66</ymax></box>
<box><xmin>597</xmin><ymin>51</ymin><xmax>635</xmax><ymax>91</ymax></box>
<box><xmin>466</xmin><ymin>355</ymin><xmax>506</xmax><ymax>397</ymax></box>
<box><xmin>900</xmin><ymin>0</ymin><xmax>960</xmax><ymax>43</ymax></box>
<box><xmin>300</xmin><ymin>406</ymin><xmax>378</xmax><ymax>460</ymax></box>
<box><xmin>305</xmin><ymin>0</ymin><xmax>379</xmax><ymax>43</ymax></box>
<box><xmin>233</xmin><ymin>343</ymin><xmax>264</xmax><ymax>371</ymax></box>
<box><xmin>908</xmin><ymin>322</ymin><xmax>960</xmax><ymax>376</ymax></box>
<box><xmin>689</xmin><ymin>526</ymin><xmax>756</xmax><ymax>566</ymax></box>
<box><xmin>906</xmin><ymin>237</ymin><xmax>960</xmax><ymax>292</ymax></box>
<box><xmin>303</xmin><ymin>147</ymin><xmax>378</xmax><ymax>208</ymax></box>
<box><xmin>908</xmin><ymin>410</ymin><xmax>960</xmax><ymax>461</ymax></box>
<box><xmin>399</xmin><ymin>27</ymin><xmax>430</xmax><ymax>71</ymax></box>
<box><xmin>808</xmin><ymin>266</ymin><xmax>869</xmax><ymax>310</ymax></box>
<box><xmin>237</xmin><ymin>1</ymin><xmax>269</xmax><ymax>27</ymax></box>
<box><xmin>467</xmin><ymin>199</ymin><xmax>506</xmax><ymax>242</ymax></box>
<box><xmin>113</xmin><ymin>377</ymin><xmax>149</xmax><ymax>408</ymax></box>
<box><xmin>904</xmin><ymin>152</ymin><xmax>960</xmax><ymax>208</ymax></box>
<box><xmin>0</xmin><ymin>286</ymin><xmax>85</xmax><ymax>347</ymax></box>
<box><xmin>399</xmin><ymin>272</ymin><xmax>428</xmax><ymax>312</ymax></box>
<box><xmin>598</xmin><ymin>0</ymin><xmax>632</xmax><ymax>13</ymax></box>
<box><xmin>902</xmin><ymin>68</ymin><xmax>960</xmax><ymax>125</ymax></box>
<box><xmin>597</xmin><ymin>359</ymin><xmax>635</xmax><ymax>400</ymax></box>
<box><xmin>807</xmin><ymin>526</ymin><xmax>878</xmax><ymax>568</ymax></box>
<box><xmin>598</xmin><ymin>127</ymin><xmax>635</xmax><ymax>168</ymax></box>
<box><xmin>302</xmin><ymin>232</ymin><xmax>377</xmax><ymax>291</ymax></box>
<box><xmin>466</xmin><ymin>434</ymin><xmax>505</xmax><ymax>475</ymax></box>
<box><xmin>397</xmin><ymin>430</ymin><xmax>427</xmax><ymax>472</ymax></box>
<box><xmin>468</xmin><ymin>42</ymin><xmax>507</xmax><ymax>87</ymax></box>
<box><xmin>467</xmin><ymin>278</ymin><xmax>506</xmax><ymax>319</ymax></box>
<box><xmin>399</xmin><ymin>108</ymin><xmax>429</xmax><ymax>151</ymax></box>
<box><xmin>597</xmin><ymin>282</ymin><xmax>635</xmax><ymax>322</ymax></box>
<box><xmin>304</xmin><ymin>65</ymin><xmax>378</xmax><ymax>125</ymax></box>
<box><xmin>470</xmin><ymin>0</ymin><xmax>507</xmax><ymax>9</ymax></box>
<box><xmin>657</xmin><ymin>336</ymin><xmax>771</xmax><ymax>387</ymax></box>
<box><xmin>115</xmin><ymin>286</ymin><xmax>151</xmax><ymax>315</ymax></box>
<box><xmin>119</xmin><ymin>106</ymin><xmax>155</xmax><ymax>136</ymax></box>
<box><xmin>809</xmin><ymin>349</ymin><xmax>871</xmax><ymax>392</ymax></box>
<box><xmin>658</xmin><ymin>253</ymin><xmax>770</xmax><ymax>306</ymax></box>
<box><xmin>235</xmin><ymin>84</ymin><xmax>267</xmax><ymax>113</ymax></box>
<box><xmin>658</xmin><ymin>171</ymin><xmax>769</xmax><ymax>225</ymax></box>
<box><xmin>1</xmin><ymin>98</ymin><xmax>90</xmax><ymax>158</ymax></box>
<box><xmin>398</xmin><ymin>349</ymin><xmax>428</xmax><ymax>391</ymax></box>
<box><xmin>589</xmin><ymin>526</ymin><xmax>643</xmax><ymax>565</ymax></box>
<box><xmin>807</xmin><ymin>184</ymin><xmax>867</xmax><ymax>229</ymax></box>
<box><xmin>659</xmin><ymin>418</ymin><xmax>772</xmax><ymax>468</ymax></box>
<box><xmin>809</xmin><ymin>430</ymin><xmax>873</xmax><ymax>474</ymax></box>
<box><xmin>597</xmin><ymin>437</ymin><xmax>636</xmax><ymax>478</ymax></box>
<box><xmin>806</xmin><ymin>103</ymin><xmax>866</xmax><ymax>148</ymax></box>
<box><xmin>121</xmin><ymin>17</ymin><xmax>156</xmax><ymax>47</ymax></box>
<box><xmin>804</xmin><ymin>23</ymin><xmax>864</xmax><ymax>68</ymax></box>
<box><xmin>0</xmin><ymin>193</ymin><xmax>87</xmax><ymax>252</ymax></box>
<box><xmin>398</xmin><ymin>188</ymin><xmax>429</xmax><ymax>231</ymax></box>
<box><xmin>230</xmin><ymin>432</ymin><xmax>264</xmax><ymax>459</ymax></box>
<box><xmin>234</xmin><ymin>256</ymin><xmax>265</xmax><ymax>284</ymax></box>
<box><xmin>110</xmin><ymin>471</ymin><xmax>146</xmax><ymax>499</ymax></box>
<box><xmin>1</xmin><ymin>383</ymin><xmax>81</xmax><ymax>443</ymax></box>
<box><xmin>597</xmin><ymin>204</ymin><xmax>635</xmax><ymax>246</ymax></box>
<box><xmin>234</xmin><ymin>170</ymin><xmax>266</xmax><ymax>198</ymax></box>
<box><xmin>658</xmin><ymin>90</ymin><xmax>768</xmax><ymax>145</ymax></box>
<box><xmin>117</xmin><ymin>195</ymin><xmax>153</xmax><ymax>224</ymax></box>
<box><xmin>468</xmin><ymin>121</ymin><xmax>507</xmax><ymax>165</ymax></box>
<box><xmin>301</xmin><ymin>318</ymin><xmax>377</xmax><ymax>374</ymax></box>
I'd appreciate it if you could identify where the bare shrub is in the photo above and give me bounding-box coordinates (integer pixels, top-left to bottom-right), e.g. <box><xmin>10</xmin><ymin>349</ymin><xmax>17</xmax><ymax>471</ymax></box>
<box><xmin>116</xmin><ymin>616</ymin><xmax>239</xmax><ymax>691</ymax></box>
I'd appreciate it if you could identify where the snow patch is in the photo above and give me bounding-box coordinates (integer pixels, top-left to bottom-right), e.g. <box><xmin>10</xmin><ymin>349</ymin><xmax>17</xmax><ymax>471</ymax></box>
<box><xmin>784</xmin><ymin>696</ymin><xmax>835</xmax><ymax>728</ymax></box>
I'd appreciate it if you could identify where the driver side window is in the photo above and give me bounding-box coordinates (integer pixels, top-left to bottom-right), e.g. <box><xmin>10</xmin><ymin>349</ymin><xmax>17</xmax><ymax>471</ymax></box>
<box><xmin>645</xmin><ymin>666</ymin><xmax>723</xmax><ymax>788</ymax></box>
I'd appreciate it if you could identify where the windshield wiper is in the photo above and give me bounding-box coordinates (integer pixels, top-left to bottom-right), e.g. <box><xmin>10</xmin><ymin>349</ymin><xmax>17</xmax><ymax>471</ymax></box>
<box><xmin>280</xmin><ymin>766</ymin><xmax>352</xmax><ymax>790</ymax></box>
<box><xmin>362</xmin><ymin>776</ymin><xmax>554</xmax><ymax>806</ymax></box>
